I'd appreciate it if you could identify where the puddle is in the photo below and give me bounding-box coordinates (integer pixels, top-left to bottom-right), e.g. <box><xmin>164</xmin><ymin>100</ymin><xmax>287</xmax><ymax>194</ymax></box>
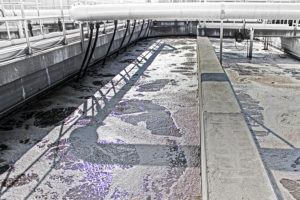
<box><xmin>180</xmin><ymin>46</ymin><xmax>195</xmax><ymax>51</ymax></box>
<box><xmin>0</xmin><ymin>165</ymin><xmax>10</xmax><ymax>175</ymax></box>
<box><xmin>34</xmin><ymin>107</ymin><xmax>77</xmax><ymax>128</ymax></box>
<box><xmin>113</xmin><ymin>100</ymin><xmax>181</xmax><ymax>137</ymax></box>
<box><xmin>119</xmin><ymin>59</ymin><xmax>135</xmax><ymax>64</ymax></box>
<box><xmin>280</xmin><ymin>179</ymin><xmax>300</xmax><ymax>199</ymax></box>
<box><xmin>92</xmin><ymin>80</ymin><xmax>109</xmax><ymax>87</ymax></box>
<box><xmin>181</xmin><ymin>62</ymin><xmax>196</xmax><ymax>66</ymax></box>
<box><xmin>69</xmin><ymin>83</ymin><xmax>96</xmax><ymax>93</ymax></box>
<box><xmin>2</xmin><ymin>173</ymin><xmax>39</xmax><ymax>188</ymax></box>
<box><xmin>176</xmin><ymin>67</ymin><xmax>194</xmax><ymax>70</ymax></box>
<box><xmin>21</xmin><ymin>101</ymin><xmax>52</xmax><ymax>113</ymax></box>
<box><xmin>279</xmin><ymin>110</ymin><xmax>300</xmax><ymax>127</ymax></box>
<box><xmin>137</xmin><ymin>79</ymin><xmax>171</xmax><ymax>92</ymax></box>
<box><xmin>0</xmin><ymin>144</ymin><xmax>8</xmax><ymax>151</ymax></box>
<box><xmin>184</xmin><ymin>53</ymin><xmax>195</xmax><ymax>57</ymax></box>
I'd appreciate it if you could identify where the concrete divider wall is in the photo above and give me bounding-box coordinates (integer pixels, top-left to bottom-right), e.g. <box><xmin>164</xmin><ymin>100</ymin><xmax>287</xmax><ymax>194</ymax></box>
<box><xmin>149</xmin><ymin>21</ymin><xmax>198</xmax><ymax>37</ymax></box>
<box><xmin>281</xmin><ymin>37</ymin><xmax>300</xmax><ymax>58</ymax></box>
<box><xmin>197</xmin><ymin>37</ymin><xmax>277</xmax><ymax>200</ymax></box>
<box><xmin>0</xmin><ymin>24</ymin><xmax>147</xmax><ymax>116</ymax></box>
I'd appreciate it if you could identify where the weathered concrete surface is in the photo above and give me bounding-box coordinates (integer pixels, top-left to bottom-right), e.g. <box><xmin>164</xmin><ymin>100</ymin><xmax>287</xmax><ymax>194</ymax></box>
<box><xmin>198</xmin><ymin>37</ymin><xmax>277</xmax><ymax>200</ymax></box>
<box><xmin>149</xmin><ymin>21</ymin><xmax>198</xmax><ymax>37</ymax></box>
<box><xmin>0</xmin><ymin>23</ymin><xmax>147</xmax><ymax>116</ymax></box>
<box><xmin>0</xmin><ymin>38</ymin><xmax>200</xmax><ymax>199</ymax></box>
<box><xmin>210</xmin><ymin>38</ymin><xmax>300</xmax><ymax>200</ymax></box>
<box><xmin>282</xmin><ymin>37</ymin><xmax>300</xmax><ymax>59</ymax></box>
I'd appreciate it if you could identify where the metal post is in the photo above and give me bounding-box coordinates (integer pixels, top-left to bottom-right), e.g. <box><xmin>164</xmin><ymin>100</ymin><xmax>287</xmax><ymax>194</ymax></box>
<box><xmin>220</xmin><ymin>19</ymin><xmax>223</xmax><ymax>65</ymax></box>
<box><xmin>1</xmin><ymin>0</ymin><xmax>11</xmax><ymax>40</ymax></box>
<box><xmin>60</xmin><ymin>0</ymin><xmax>67</xmax><ymax>44</ymax></box>
<box><xmin>5</xmin><ymin>21</ymin><xmax>11</xmax><ymax>40</ymax></box>
<box><xmin>18</xmin><ymin>21</ymin><xmax>24</xmax><ymax>38</ymax></box>
<box><xmin>79</xmin><ymin>22</ymin><xmax>84</xmax><ymax>52</ymax></box>
<box><xmin>263</xmin><ymin>37</ymin><xmax>268</xmax><ymax>50</ymax></box>
<box><xmin>294</xmin><ymin>20</ymin><xmax>298</xmax><ymax>37</ymax></box>
<box><xmin>85</xmin><ymin>22</ymin><xmax>89</xmax><ymax>37</ymax></box>
<box><xmin>249</xmin><ymin>28</ymin><xmax>254</xmax><ymax>59</ymax></box>
<box><xmin>35</xmin><ymin>0</ymin><xmax>43</xmax><ymax>35</ymax></box>
<box><xmin>20</xmin><ymin>0</ymin><xmax>32</xmax><ymax>54</ymax></box>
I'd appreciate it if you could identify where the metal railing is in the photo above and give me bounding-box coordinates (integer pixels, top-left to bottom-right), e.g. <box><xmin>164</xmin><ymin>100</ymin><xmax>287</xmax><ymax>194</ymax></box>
<box><xmin>0</xmin><ymin>0</ymin><xmax>70</xmax><ymax>54</ymax></box>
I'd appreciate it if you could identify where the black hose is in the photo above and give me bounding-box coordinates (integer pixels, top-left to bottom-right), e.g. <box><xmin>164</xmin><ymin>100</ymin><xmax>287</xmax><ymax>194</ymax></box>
<box><xmin>77</xmin><ymin>23</ymin><xmax>94</xmax><ymax>81</ymax></box>
<box><xmin>0</xmin><ymin>8</ymin><xmax>5</xmax><ymax>17</ymax></box>
<box><xmin>117</xmin><ymin>20</ymin><xmax>130</xmax><ymax>56</ymax></box>
<box><xmin>143</xmin><ymin>20</ymin><xmax>151</xmax><ymax>38</ymax></box>
<box><xmin>126</xmin><ymin>20</ymin><xmax>136</xmax><ymax>50</ymax></box>
<box><xmin>103</xmin><ymin>20</ymin><xmax>118</xmax><ymax>65</ymax></box>
<box><xmin>28</xmin><ymin>22</ymin><xmax>33</xmax><ymax>37</ymax></box>
<box><xmin>235</xmin><ymin>31</ymin><xmax>244</xmax><ymax>43</ymax></box>
<box><xmin>145</xmin><ymin>20</ymin><xmax>152</xmax><ymax>38</ymax></box>
<box><xmin>58</xmin><ymin>19</ymin><xmax>63</xmax><ymax>32</ymax></box>
<box><xmin>135</xmin><ymin>19</ymin><xmax>145</xmax><ymax>44</ymax></box>
<box><xmin>81</xmin><ymin>22</ymin><xmax>101</xmax><ymax>78</ymax></box>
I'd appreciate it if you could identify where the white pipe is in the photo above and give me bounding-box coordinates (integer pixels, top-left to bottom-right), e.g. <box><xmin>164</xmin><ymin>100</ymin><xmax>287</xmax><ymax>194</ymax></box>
<box><xmin>70</xmin><ymin>3</ymin><xmax>300</xmax><ymax>21</ymax></box>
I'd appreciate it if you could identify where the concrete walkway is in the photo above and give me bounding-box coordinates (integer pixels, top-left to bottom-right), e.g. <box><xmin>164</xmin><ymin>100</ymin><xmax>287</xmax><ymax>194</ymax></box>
<box><xmin>197</xmin><ymin>37</ymin><xmax>277</xmax><ymax>200</ymax></box>
<box><xmin>211</xmin><ymin>37</ymin><xmax>300</xmax><ymax>200</ymax></box>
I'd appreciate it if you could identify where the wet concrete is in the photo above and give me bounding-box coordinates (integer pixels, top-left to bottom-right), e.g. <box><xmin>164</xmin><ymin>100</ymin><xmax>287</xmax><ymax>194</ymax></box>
<box><xmin>211</xmin><ymin>38</ymin><xmax>300</xmax><ymax>200</ymax></box>
<box><xmin>0</xmin><ymin>38</ymin><xmax>200</xmax><ymax>199</ymax></box>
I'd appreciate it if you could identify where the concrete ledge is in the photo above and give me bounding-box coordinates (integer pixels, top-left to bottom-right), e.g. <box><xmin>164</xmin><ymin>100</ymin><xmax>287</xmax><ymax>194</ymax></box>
<box><xmin>197</xmin><ymin>37</ymin><xmax>276</xmax><ymax>200</ymax></box>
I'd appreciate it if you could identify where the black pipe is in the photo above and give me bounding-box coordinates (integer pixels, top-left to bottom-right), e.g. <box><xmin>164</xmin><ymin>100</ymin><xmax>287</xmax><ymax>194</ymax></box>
<box><xmin>146</xmin><ymin>20</ymin><xmax>152</xmax><ymax>38</ymax></box>
<box><xmin>28</xmin><ymin>21</ymin><xmax>34</xmax><ymax>37</ymax></box>
<box><xmin>77</xmin><ymin>23</ymin><xmax>94</xmax><ymax>81</ymax></box>
<box><xmin>0</xmin><ymin>8</ymin><xmax>5</xmax><ymax>17</ymax></box>
<box><xmin>81</xmin><ymin>22</ymin><xmax>101</xmax><ymax>78</ymax></box>
<box><xmin>143</xmin><ymin>20</ymin><xmax>151</xmax><ymax>38</ymax></box>
<box><xmin>135</xmin><ymin>19</ymin><xmax>145</xmax><ymax>44</ymax></box>
<box><xmin>58</xmin><ymin>19</ymin><xmax>63</xmax><ymax>32</ymax></box>
<box><xmin>117</xmin><ymin>20</ymin><xmax>130</xmax><ymax>56</ymax></box>
<box><xmin>103</xmin><ymin>20</ymin><xmax>118</xmax><ymax>65</ymax></box>
<box><xmin>126</xmin><ymin>20</ymin><xmax>136</xmax><ymax>50</ymax></box>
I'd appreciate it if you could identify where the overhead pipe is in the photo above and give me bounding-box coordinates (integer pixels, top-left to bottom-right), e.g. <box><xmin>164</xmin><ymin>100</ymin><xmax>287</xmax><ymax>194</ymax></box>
<box><xmin>81</xmin><ymin>22</ymin><xmax>100</xmax><ymax>78</ymax></box>
<box><xmin>103</xmin><ymin>20</ymin><xmax>118</xmax><ymax>65</ymax></box>
<box><xmin>70</xmin><ymin>3</ymin><xmax>300</xmax><ymax>21</ymax></box>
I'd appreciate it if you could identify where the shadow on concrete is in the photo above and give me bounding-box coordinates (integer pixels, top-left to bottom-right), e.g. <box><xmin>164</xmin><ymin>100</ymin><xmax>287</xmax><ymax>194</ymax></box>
<box><xmin>0</xmin><ymin>39</ymin><xmax>160</xmax><ymax>197</ymax></box>
<box><xmin>224</xmin><ymin>70</ymin><xmax>295</xmax><ymax>200</ymax></box>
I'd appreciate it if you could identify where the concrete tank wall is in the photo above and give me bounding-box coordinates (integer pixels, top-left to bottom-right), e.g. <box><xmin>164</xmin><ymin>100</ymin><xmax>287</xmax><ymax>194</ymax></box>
<box><xmin>0</xmin><ymin>21</ymin><xmax>201</xmax><ymax>116</ymax></box>
<box><xmin>281</xmin><ymin>37</ymin><xmax>300</xmax><ymax>58</ymax></box>
<box><xmin>149</xmin><ymin>21</ymin><xmax>198</xmax><ymax>37</ymax></box>
<box><xmin>0</xmin><ymin>23</ymin><xmax>148</xmax><ymax>116</ymax></box>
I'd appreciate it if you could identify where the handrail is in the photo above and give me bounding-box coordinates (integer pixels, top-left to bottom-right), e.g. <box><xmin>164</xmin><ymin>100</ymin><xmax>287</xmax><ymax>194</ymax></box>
<box><xmin>0</xmin><ymin>15</ymin><xmax>70</xmax><ymax>22</ymax></box>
